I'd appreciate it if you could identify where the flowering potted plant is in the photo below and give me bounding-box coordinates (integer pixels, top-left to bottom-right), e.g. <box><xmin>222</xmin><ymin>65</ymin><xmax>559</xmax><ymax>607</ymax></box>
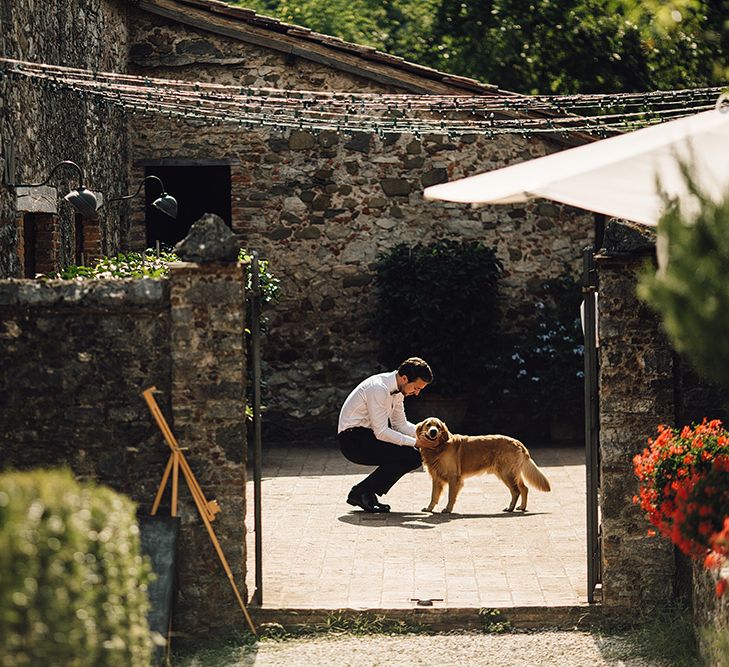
<box><xmin>633</xmin><ymin>419</ymin><xmax>729</xmax><ymax>596</ymax></box>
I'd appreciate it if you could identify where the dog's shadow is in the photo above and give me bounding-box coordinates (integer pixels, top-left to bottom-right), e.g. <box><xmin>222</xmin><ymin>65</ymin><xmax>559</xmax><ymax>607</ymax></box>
<box><xmin>338</xmin><ymin>510</ymin><xmax>548</xmax><ymax>529</ymax></box>
<box><xmin>440</xmin><ymin>511</ymin><xmax>549</xmax><ymax>519</ymax></box>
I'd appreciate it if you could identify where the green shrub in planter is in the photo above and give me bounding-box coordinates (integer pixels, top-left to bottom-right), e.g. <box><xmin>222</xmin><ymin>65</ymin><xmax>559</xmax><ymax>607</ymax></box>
<box><xmin>0</xmin><ymin>469</ymin><xmax>153</xmax><ymax>667</ymax></box>
<box><xmin>504</xmin><ymin>271</ymin><xmax>585</xmax><ymax>436</ymax></box>
<box><xmin>374</xmin><ymin>239</ymin><xmax>503</xmax><ymax>395</ymax></box>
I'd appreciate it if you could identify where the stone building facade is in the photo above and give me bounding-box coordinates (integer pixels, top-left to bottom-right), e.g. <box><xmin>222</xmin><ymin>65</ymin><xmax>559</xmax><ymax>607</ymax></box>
<box><xmin>11</xmin><ymin>0</ymin><xmax>722</xmax><ymax>637</ymax></box>
<box><xmin>0</xmin><ymin>0</ymin><xmax>130</xmax><ymax>276</ymax></box>
<box><xmin>0</xmin><ymin>0</ymin><xmax>598</xmax><ymax>635</ymax></box>
<box><xmin>0</xmin><ymin>0</ymin><xmax>599</xmax><ymax>440</ymax></box>
<box><xmin>0</xmin><ymin>0</ymin><xmax>597</xmax><ymax>439</ymax></box>
<box><xmin>126</xmin><ymin>0</ymin><xmax>595</xmax><ymax>439</ymax></box>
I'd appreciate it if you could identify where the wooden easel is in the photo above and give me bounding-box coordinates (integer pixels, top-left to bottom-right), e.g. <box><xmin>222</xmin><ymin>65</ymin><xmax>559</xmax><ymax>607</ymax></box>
<box><xmin>142</xmin><ymin>386</ymin><xmax>256</xmax><ymax>636</ymax></box>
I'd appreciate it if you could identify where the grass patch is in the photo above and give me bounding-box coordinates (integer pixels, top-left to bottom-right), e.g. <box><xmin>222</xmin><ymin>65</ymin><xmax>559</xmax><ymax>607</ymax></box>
<box><xmin>174</xmin><ymin>609</ymin><xmax>521</xmax><ymax>665</ymax></box>
<box><xmin>597</xmin><ymin>604</ymin><xmax>701</xmax><ymax>667</ymax></box>
<box><xmin>478</xmin><ymin>608</ymin><xmax>513</xmax><ymax>634</ymax></box>
<box><xmin>309</xmin><ymin>612</ymin><xmax>430</xmax><ymax>636</ymax></box>
<box><xmin>173</xmin><ymin>612</ymin><xmax>431</xmax><ymax>666</ymax></box>
<box><xmin>699</xmin><ymin>624</ymin><xmax>729</xmax><ymax>667</ymax></box>
<box><xmin>172</xmin><ymin>628</ymin><xmax>252</xmax><ymax>667</ymax></box>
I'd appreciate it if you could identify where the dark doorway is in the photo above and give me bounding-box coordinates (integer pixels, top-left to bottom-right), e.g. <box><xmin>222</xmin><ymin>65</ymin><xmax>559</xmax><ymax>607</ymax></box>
<box><xmin>145</xmin><ymin>165</ymin><xmax>231</xmax><ymax>249</ymax></box>
<box><xmin>22</xmin><ymin>214</ymin><xmax>37</xmax><ymax>278</ymax></box>
<box><xmin>74</xmin><ymin>213</ymin><xmax>85</xmax><ymax>265</ymax></box>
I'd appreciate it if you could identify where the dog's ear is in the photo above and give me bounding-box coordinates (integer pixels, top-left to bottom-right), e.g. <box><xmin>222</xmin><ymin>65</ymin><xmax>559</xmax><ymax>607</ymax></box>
<box><xmin>440</xmin><ymin>419</ymin><xmax>452</xmax><ymax>441</ymax></box>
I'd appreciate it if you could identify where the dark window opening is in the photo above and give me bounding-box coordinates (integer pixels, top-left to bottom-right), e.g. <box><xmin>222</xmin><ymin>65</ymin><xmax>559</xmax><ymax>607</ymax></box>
<box><xmin>144</xmin><ymin>165</ymin><xmax>232</xmax><ymax>249</ymax></box>
<box><xmin>23</xmin><ymin>214</ymin><xmax>37</xmax><ymax>278</ymax></box>
<box><xmin>74</xmin><ymin>214</ymin><xmax>85</xmax><ymax>265</ymax></box>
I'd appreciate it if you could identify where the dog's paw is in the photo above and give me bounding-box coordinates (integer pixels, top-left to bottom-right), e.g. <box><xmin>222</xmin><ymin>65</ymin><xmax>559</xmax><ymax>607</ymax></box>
<box><xmin>502</xmin><ymin>507</ymin><xmax>514</xmax><ymax>512</ymax></box>
<box><xmin>441</xmin><ymin>508</ymin><xmax>452</xmax><ymax>514</ymax></box>
<box><xmin>422</xmin><ymin>506</ymin><xmax>434</xmax><ymax>513</ymax></box>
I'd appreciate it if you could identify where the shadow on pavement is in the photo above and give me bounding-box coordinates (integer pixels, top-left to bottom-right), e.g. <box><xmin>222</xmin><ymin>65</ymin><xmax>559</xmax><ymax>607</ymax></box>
<box><xmin>337</xmin><ymin>510</ymin><xmax>549</xmax><ymax>528</ymax></box>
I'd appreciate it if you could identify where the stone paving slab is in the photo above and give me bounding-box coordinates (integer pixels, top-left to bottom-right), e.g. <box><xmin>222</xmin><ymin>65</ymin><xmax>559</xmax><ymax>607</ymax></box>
<box><xmin>245</xmin><ymin>443</ymin><xmax>588</xmax><ymax>610</ymax></box>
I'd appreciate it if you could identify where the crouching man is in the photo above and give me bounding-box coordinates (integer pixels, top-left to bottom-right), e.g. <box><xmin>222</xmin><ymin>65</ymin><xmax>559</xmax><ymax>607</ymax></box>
<box><xmin>337</xmin><ymin>357</ymin><xmax>437</xmax><ymax>513</ymax></box>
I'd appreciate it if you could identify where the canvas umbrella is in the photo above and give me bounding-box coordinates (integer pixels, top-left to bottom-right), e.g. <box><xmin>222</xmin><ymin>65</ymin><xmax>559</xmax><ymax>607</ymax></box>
<box><xmin>424</xmin><ymin>101</ymin><xmax>729</xmax><ymax>226</ymax></box>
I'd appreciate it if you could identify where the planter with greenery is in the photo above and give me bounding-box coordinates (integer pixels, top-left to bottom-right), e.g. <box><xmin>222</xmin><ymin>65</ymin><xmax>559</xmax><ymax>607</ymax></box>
<box><xmin>374</xmin><ymin>239</ymin><xmax>503</xmax><ymax>427</ymax></box>
<box><xmin>634</xmin><ymin>171</ymin><xmax>729</xmax><ymax>666</ymax></box>
<box><xmin>43</xmin><ymin>249</ymin><xmax>280</xmax><ymax>306</ymax></box>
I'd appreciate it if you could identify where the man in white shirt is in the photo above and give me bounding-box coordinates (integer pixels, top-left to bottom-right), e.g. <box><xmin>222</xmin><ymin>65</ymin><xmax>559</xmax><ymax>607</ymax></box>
<box><xmin>337</xmin><ymin>357</ymin><xmax>437</xmax><ymax>513</ymax></box>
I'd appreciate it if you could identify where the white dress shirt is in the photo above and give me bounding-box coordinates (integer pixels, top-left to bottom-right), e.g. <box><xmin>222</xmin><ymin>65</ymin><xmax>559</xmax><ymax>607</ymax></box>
<box><xmin>337</xmin><ymin>370</ymin><xmax>417</xmax><ymax>446</ymax></box>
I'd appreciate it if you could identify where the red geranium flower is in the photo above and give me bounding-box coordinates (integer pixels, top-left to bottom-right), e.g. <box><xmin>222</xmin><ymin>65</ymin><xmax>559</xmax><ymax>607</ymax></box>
<box><xmin>634</xmin><ymin>419</ymin><xmax>729</xmax><ymax>596</ymax></box>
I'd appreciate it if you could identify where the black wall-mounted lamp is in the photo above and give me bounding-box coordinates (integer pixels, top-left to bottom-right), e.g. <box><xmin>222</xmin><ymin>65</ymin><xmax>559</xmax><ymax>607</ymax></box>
<box><xmin>16</xmin><ymin>160</ymin><xmax>99</xmax><ymax>219</ymax></box>
<box><xmin>105</xmin><ymin>174</ymin><xmax>178</xmax><ymax>219</ymax></box>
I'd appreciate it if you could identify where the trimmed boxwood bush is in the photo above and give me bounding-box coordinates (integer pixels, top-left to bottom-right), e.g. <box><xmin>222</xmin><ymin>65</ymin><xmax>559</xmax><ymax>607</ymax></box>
<box><xmin>0</xmin><ymin>469</ymin><xmax>153</xmax><ymax>667</ymax></box>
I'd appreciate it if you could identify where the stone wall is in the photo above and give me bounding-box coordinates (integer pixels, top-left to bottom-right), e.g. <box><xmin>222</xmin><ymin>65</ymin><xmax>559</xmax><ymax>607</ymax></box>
<box><xmin>693</xmin><ymin>564</ymin><xmax>729</xmax><ymax>666</ymax></box>
<box><xmin>167</xmin><ymin>260</ymin><xmax>248</xmax><ymax>631</ymax></box>
<box><xmin>0</xmin><ymin>0</ymin><xmax>130</xmax><ymax>277</ymax></box>
<box><xmin>128</xmin><ymin>9</ymin><xmax>595</xmax><ymax>439</ymax></box>
<box><xmin>597</xmin><ymin>251</ymin><xmax>676</xmax><ymax>610</ymax></box>
<box><xmin>0</xmin><ymin>264</ymin><xmax>248</xmax><ymax>635</ymax></box>
<box><xmin>0</xmin><ymin>278</ymin><xmax>172</xmax><ymax>484</ymax></box>
<box><xmin>597</xmin><ymin>222</ymin><xmax>729</xmax><ymax>621</ymax></box>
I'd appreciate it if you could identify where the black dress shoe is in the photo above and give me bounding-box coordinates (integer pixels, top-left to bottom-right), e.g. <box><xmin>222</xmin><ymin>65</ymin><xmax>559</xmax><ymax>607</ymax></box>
<box><xmin>375</xmin><ymin>495</ymin><xmax>391</xmax><ymax>512</ymax></box>
<box><xmin>347</xmin><ymin>488</ymin><xmax>389</xmax><ymax>513</ymax></box>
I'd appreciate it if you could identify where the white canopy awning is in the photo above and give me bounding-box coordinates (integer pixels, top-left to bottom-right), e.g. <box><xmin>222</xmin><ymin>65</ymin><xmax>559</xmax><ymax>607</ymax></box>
<box><xmin>424</xmin><ymin>105</ymin><xmax>729</xmax><ymax>226</ymax></box>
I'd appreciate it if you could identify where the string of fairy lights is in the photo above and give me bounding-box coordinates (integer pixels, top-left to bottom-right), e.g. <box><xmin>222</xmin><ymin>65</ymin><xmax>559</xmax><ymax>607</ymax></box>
<box><xmin>0</xmin><ymin>57</ymin><xmax>724</xmax><ymax>137</ymax></box>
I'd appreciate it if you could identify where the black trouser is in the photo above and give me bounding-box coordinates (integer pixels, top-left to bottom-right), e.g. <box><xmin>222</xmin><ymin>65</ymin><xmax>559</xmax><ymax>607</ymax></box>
<box><xmin>338</xmin><ymin>427</ymin><xmax>422</xmax><ymax>496</ymax></box>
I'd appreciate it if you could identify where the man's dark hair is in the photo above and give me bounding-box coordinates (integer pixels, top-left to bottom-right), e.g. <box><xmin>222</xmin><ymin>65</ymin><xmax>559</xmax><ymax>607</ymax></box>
<box><xmin>397</xmin><ymin>357</ymin><xmax>433</xmax><ymax>384</ymax></box>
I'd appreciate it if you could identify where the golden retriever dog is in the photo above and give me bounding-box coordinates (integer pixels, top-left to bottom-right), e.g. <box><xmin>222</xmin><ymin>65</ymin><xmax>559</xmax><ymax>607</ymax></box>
<box><xmin>416</xmin><ymin>417</ymin><xmax>551</xmax><ymax>514</ymax></box>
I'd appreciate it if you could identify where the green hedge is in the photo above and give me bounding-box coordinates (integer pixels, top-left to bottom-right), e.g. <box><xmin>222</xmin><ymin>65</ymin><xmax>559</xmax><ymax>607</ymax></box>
<box><xmin>375</xmin><ymin>239</ymin><xmax>503</xmax><ymax>394</ymax></box>
<box><xmin>0</xmin><ymin>470</ymin><xmax>153</xmax><ymax>667</ymax></box>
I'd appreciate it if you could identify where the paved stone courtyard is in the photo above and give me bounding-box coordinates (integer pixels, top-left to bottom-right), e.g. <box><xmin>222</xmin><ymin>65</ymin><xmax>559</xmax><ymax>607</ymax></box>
<box><xmin>245</xmin><ymin>442</ymin><xmax>588</xmax><ymax>609</ymax></box>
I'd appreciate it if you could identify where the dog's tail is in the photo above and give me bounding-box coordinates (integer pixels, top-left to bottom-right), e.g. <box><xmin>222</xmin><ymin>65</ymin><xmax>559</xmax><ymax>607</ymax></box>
<box><xmin>522</xmin><ymin>457</ymin><xmax>551</xmax><ymax>492</ymax></box>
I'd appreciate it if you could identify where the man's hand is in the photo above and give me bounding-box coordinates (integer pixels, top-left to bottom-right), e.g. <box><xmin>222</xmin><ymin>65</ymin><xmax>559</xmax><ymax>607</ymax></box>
<box><xmin>415</xmin><ymin>436</ymin><xmax>438</xmax><ymax>449</ymax></box>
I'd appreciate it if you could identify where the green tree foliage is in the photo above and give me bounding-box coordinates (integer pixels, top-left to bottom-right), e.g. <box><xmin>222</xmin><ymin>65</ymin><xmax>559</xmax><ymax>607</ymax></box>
<box><xmin>241</xmin><ymin>0</ymin><xmax>439</xmax><ymax>61</ymax></box>
<box><xmin>425</xmin><ymin>0</ymin><xmax>726</xmax><ymax>93</ymax></box>
<box><xmin>240</xmin><ymin>0</ymin><xmax>390</xmax><ymax>46</ymax></box>
<box><xmin>638</xmin><ymin>180</ymin><xmax>729</xmax><ymax>391</ymax></box>
<box><xmin>233</xmin><ymin>0</ymin><xmax>728</xmax><ymax>93</ymax></box>
<box><xmin>428</xmin><ymin>1</ymin><xmax>650</xmax><ymax>93</ymax></box>
<box><xmin>0</xmin><ymin>470</ymin><xmax>154</xmax><ymax>667</ymax></box>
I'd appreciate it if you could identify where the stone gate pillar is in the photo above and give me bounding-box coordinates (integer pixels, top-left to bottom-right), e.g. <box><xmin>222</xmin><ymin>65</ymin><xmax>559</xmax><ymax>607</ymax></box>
<box><xmin>596</xmin><ymin>220</ymin><xmax>676</xmax><ymax>612</ymax></box>
<box><xmin>167</xmin><ymin>213</ymin><xmax>247</xmax><ymax>633</ymax></box>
